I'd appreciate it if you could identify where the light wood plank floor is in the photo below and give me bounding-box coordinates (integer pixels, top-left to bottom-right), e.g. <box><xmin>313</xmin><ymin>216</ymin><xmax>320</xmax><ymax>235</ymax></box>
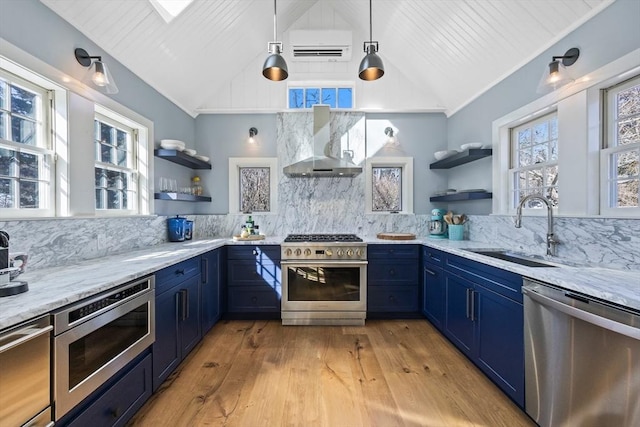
<box><xmin>129</xmin><ymin>320</ymin><xmax>535</xmax><ymax>427</ymax></box>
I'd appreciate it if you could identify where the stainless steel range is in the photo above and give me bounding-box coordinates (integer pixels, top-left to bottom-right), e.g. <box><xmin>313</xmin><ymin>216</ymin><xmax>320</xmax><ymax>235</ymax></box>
<box><xmin>281</xmin><ymin>234</ymin><xmax>367</xmax><ymax>326</ymax></box>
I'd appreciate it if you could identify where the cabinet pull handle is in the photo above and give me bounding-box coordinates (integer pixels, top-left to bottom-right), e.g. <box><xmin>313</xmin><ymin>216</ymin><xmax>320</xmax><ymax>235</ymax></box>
<box><xmin>110</xmin><ymin>407</ymin><xmax>122</xmax><ymax>418</ymax></box>
<box><xmin>470</xmin><ymin>290</ymin><xmax>476</xmax><ymax>321</ymax></box>
<box><xmin>389</xmin><ymin>295</ymin><xmax>395</xmax><ymax>302</ymax></box>
<box><xmin>176</xmin><ymin>269</ymin><xmax>185</xmax><ymax>276</ymax></box>
<box><xmin>251</xmin><ymin>296</ymin><xmax>258</xmax><ymax>304</ymax></box>
<box><xmin>184</xmin><ymin>288</ymin><xmax>190</xmax><ymax>320</ymax></box>
<box><xmin>424</xmin><ymin>268</ymin><xmax>437</xmax><ymax>276</ymax></box>
<box><xmin>465</xmin><ymin>288</ymin><xmax>471</xmax><ymax>319</ymax></box>
<box><xmin>252</xmin><ymin>249</ymin><xmax>258</xmax><ymax>256</ymax></box>
<box><xmin>202</xmin><ymin>258</ymin><xmax>209</xmax><ymax>284</ymax></box>
<box><xmin>389</xmin><ymin>269</ymin><xmax>395</xmax><ymax>275</ymax></box>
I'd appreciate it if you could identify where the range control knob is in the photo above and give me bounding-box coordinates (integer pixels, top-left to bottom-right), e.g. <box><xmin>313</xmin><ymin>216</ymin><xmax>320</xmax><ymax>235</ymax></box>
<box><xmin>285</xmin><ymin>248</ymin><xmax>293</xmax><ymax>257</ymax></box>
<box><xmin>337</xmin><ymin>249</ymin><xmax>344</xmax><ymax>257</ymax></box>
<box><xmin>304</xmin><ymin>248</ymin><xmax>312</xmax><ymax>256</ymax></box>
<box><xmin>355</xmin><ymin>248</ymin><xmax>363</xmax><ymax>257</ymax></box>
<box><xmin>346</xmin><ymin>249</ymin><xmax>354</xmax><ymax>257</ymax></box>
<box><xmin>295</xmin><ymin>248</ymin><xmax>302</xmax><ymax>256</ymax></box>
<box><xmin>325</xmin><ymin>249</ymin><xmax>333</xmax><ymax>257</ymax></box>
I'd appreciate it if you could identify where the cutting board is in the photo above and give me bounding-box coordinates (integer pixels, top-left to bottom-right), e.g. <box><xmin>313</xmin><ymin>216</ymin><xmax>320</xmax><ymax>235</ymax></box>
<box><xmin>232</xmin><ymin>234</ymin><xmax>266</xmax><ymax>241</ymax></box>
<box><xmin>376</xmin><ymin>232</ymin><xmax>416</xmax><ymax>240</ymax></box>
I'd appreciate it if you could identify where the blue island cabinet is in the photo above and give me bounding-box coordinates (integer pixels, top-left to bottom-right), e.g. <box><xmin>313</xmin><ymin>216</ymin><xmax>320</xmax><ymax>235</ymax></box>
<box><xmin>152</xmin><ymin>256</ymin><xmax>202</xmax><ymax>391</ymax></box>
<box><xmin>443</xmin><ymin>252</ymin><xmax>525</xmax><ymax>408</ymax></box>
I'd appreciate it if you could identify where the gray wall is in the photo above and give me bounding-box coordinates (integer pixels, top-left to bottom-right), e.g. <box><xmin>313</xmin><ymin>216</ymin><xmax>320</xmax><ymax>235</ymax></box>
<box><xmin>446</xmin><ymin>0</ymin><xmax>640</xmax><ymax>214</ymax></box>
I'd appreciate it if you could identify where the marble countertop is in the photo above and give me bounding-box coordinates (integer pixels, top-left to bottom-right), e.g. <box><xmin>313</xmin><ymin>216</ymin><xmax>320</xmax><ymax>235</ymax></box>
<box><xmin>1</xmin><ymin>235</ymin><xmax>638</xmax><ymax>331</ymax></box>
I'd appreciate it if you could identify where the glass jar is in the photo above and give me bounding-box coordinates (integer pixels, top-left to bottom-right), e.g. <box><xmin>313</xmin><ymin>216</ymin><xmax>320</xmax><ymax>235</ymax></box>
<box><xmin>191</xmin><ymin>176</ymin><xmax>203</xmax><ymax>196</ymax></box>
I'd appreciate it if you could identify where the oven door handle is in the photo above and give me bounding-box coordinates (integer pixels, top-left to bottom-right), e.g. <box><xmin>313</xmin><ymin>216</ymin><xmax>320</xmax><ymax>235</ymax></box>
<box><xmin>281</xmin><ymin>260</ymin><xmax>368</xmax><ymax>267</ymax></box>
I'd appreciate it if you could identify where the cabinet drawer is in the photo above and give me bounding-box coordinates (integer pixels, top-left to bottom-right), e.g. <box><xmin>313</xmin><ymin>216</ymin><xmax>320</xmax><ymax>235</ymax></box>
<box><xmin>423</xmin><ymin>247</ymin><xmax>445</xmax><ymax>266</ymax></box>
<box><xmin>227</xmin><ymin>245</ymin><xmax>281</xmax><ymax>261</ymax></box>
<box><xmin>228</xmin><ymin>287</ymin><xmax>280</xmax><ymax>312</ymax></box>
<box><xmin>68</xmin><ymin>353</ymin><xmax>152</xmax><ymax>427</ymax></box>
<box><xmin>368</xmin><ymin>260</ymin><xmax>419</xmax><ymax>285</ymax></box>
<box><xmin>227</xmin><ymin>260</ymin><xmax>280</xmax><ymax>288</ymax></box>
<box><xmin>446</xmin><ymin>254</ymin><xmax>523</xmax><ymax>303</ymax></box>
<box><xmin>155</xmin><ymin>257</ymin><xmax>201</xmax><ymax>296</ymax></box>
<box><xmin>368</xmin><ymin>244</ymin><xmax>419</xmax><ymax>259</ymax></box>
<box><xmin>368</xmin><ymin>286</ymin><xmax>419</xmax><ymax>312</ymax></box>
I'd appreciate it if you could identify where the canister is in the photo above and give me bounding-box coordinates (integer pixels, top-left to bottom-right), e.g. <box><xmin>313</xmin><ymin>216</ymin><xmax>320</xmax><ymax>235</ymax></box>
<box><xmin>185</xmin><ymin>220</ymin><xmax>193</xmax><ymax>240</ymax></box>
<box><xmin>167</xmin><ymin>216</ymin><xmax>186</xmax><ymax>242</ymax></box>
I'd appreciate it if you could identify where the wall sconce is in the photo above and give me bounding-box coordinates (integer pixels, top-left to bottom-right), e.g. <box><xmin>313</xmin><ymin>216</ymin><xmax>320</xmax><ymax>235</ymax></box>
<box><xmin>248</xmin><ymin>127</ymin><xmax>258</xmax><ymax>144</ymax></box>
<box><xmin>262</xmin><ymin>0</ymin><xmax>288</xmax><ymax>81</ymax></box>
<box><xmin>359</xmin><ymin>0</ymin><xmax>384</xmax><ymax>81</ymax></box>
<box><xmin>384</xmin><ymin>127</ymin><xmax>398</xmax><ymax>146</ymax></box>
<box><xmin>537</xmin><ymin>47</ymin><xmax>580</xmax><ymax>93</ymax></box>
<box><xmin>74</xmin><ymin>48</ymin><xmax>119</xmax><ymax>94</ymax></box>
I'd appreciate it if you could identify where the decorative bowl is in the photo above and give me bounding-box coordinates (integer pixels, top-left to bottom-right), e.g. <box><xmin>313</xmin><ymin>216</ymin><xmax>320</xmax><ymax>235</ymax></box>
<box><xmin>460</xmin><ymin>142</ymin><xmax>483</xmax><ymax>151</ymax></box>
<box><xmin>195</xmin><ymin>155</ymin><xmax>209</xmax><ymax>162</ymax></box>
<box><xmin>434</xmin><ymin>150</ymin><xmax>458</xmax><ymax>161</ymax></box>
<box><xmin>160</xmin><ymin>139</ymin><xmax>186</xmax><ymax>151</ymax></box>
<box><xmin>183</xmin><ymin>148</ymin><xmax>197</xmax><ymax>156</ymax></box>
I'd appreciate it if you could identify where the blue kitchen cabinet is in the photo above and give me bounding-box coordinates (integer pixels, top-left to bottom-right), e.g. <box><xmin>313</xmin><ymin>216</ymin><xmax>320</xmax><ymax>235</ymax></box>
<box><xmin>367</xmin><ymin>245</ymin><xmax>421</xmax><ymax>317</ymax></box>
<box><xmin>226</xmin><ymin>245</ymin><xmax>281</xmax><ymax>318</ymax></box>
<box><xmin>152</xmin><ymin>257</ymin><xmax>202</xmax><ymax>391</ymax></box>
<box><xmin>422</xmin><ymin>247</ymin><xmax>445</xmax><ymax>330</ymax></box>
<box><xmin>441</xmin><ymin>252</ymin><xmax>525</xmax><ymax>407</ymax></box>
<box><xmin>201</xmin><ymin>248</ymin><xmax>222</xmax><ymax>334</ymax></box>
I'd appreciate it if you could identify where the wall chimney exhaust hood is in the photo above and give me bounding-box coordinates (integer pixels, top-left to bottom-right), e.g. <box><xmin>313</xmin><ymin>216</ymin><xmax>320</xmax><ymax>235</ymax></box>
<box><xmin>283</xmin><ymin>105</ymin><xmax>363</xmax><ymax>178</ymax></box>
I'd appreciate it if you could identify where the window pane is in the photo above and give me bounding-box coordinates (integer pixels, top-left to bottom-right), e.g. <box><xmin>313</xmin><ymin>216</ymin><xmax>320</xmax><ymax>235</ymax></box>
<box><xmin>337</xmin><ymin>88</ymin><xmax>352</xmax><ymax>108</ymax></box>
<box><xmin>0</xmin><ymin>148</ymin><xmax>17</xmax><ymax>176</ymax></box>
<box><xmin>239</xmin><ymin>167</ymin><xmax>270</xmax><ymax>212</ymax></box>
<box><xmin>116</xmin><ymin>129</ymin><xmax>128</xmax><ymax>149</ymax></box>
<box><xmin>99</xmin><ymin>122</ymin><xmax>113</xmax><ymax>146</ymax></box>
<box><xmin>518</xmin><ymin>148</ymin><xmax>531</xmax><ymax>167</ymax></box>
<box><xmin>10</xmin><ymin>116</ymin><xmax>36</xmax><ymax>145</ymax></box>
<box><xmin>0</xmin><ymin>80</ymin><xmax>6</xmax><ymax>109</ymax></box>
<box><xmin>321</xmin><ymin>88</ymin><xmax>336</xmax><ymax>108</ymax></box>
<box><xmin>546</xmin><ymin>165</ymin><xmax>559</xmax><ymax>187</ymax></box>
<box><xmin>550</xmin><ymin>118</ymin><xmax>558</xmax><ymax>140</ymax></box>
<box><xmin>305</xmin><ymin>88</ymin><xmax>320</xmax><ymax>108</ymax></box>
<box><xmin>518</xmin><ymin>129</ymin><xmax>531</xmax><ymax>148</ymax></box>
<box><xmin>372</xmin><ymin>167</ymin><xmax>401</xmax><ymax>211</ymax></box>
<box><xmin>95</xmin><ymin>167</ymin><xmax>107</xmax><ymax>188</ymax></box>
<box><xmin>616</xmin><ymin>179</ymin><xmax>639</xmax><ymax>207</ymax></box>
<box><xmin>116</xmin><ymin>148</ymin><xmax>127</xmax><ymax>167</ymax></box>
<box><xmin>100</xmin><ymin>142</ymin><xmax>112</xmax><ymax>164</ymax></box>
<box><xmin>617</xmin><ymin>84</ymin><xmax>640</xmax><ymax>118</ymax></box>
<box><xmin>546</xmin><ymin>187</ymin><xmax>559</xmax><ymax>207</ymax></box>
<box><xmin>527</xmin><ymin>169</ymin><xmax>544</xmax><ymax>189</ymax></box>
<box><xmin>18</xmin><ymin>151</ymin><xmax>38</xmax><ymax>179</ymax></box>
<box><xmin>615</xmin><ymin>149</ymin><xmax>639</xmax><ymax>178</ymax></box>
<box><xmin>617</xmin><ymin>117</ymin><xmax>640</xmax><ymax>145</ymax></box>
<box><xmin>288</xmin><ymin>88</ymin><xmax>304</xmax><ymax>109</ymax></box>
<box><xmin>533</xmin><ymin>122</ymin><xmax>549</xmax><ymax>144</ymax></box>
<box><xmin>549</xmin><ymin>139</ymin><xmax>558</xmax><ymax>160</ymax></box>
<box><xmin>107</xmin><ymin>189</ymin><xmax>126</xmax><ymax>209</ymax></box>
<box><xmin>0</xmin><ymin>111</ymin><xmax>5</xmax><ymax>140</ymax></box>
<box><xmin>0</xmin><ymin>177</ymin><xmax>14</xmax><ymax>208</ymax></box>
<box><xmin>533</xmin><ymin>144</ymin><xmax>548</xmax><ymax>163</ymax></box>
<box><xmin>19</xmin><ymin>180</ymin><xmax>38</xmax><ymax>208</ymax></box>
<box><xmin>96</xmin><ymin>189</ymin><xmax>106</xmax><ymax>209</ymax></box>
<box><xmin>10</xmin><ymin>85</ymin><xmax>37</xmax><ymax>119</ymax></box>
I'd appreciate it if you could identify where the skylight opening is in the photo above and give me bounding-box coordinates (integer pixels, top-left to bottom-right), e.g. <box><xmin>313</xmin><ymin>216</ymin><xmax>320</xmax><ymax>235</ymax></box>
<box><xmin>149</xmin><ymin>0</ymin><xmax>194</xmax><ymax>23</ymax></box>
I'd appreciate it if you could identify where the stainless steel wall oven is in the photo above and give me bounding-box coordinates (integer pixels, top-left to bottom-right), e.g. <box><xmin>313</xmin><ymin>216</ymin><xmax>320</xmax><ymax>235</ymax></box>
<box><xmin>281</xmin><ymin>234</ymin><xmax>367</xmax><ymax>326</ymax></box>
<box><xmin>53</xmin><ymin>275</ymin><xmax>155</xmax><ymax>420</ymax></box>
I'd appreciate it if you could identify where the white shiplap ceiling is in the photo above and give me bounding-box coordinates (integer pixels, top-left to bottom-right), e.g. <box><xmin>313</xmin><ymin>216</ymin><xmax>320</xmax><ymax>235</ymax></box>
<box><xmin>40</xmin><ymin>0</ymin><xmax>614</xmax><ymax>116</ymax></box>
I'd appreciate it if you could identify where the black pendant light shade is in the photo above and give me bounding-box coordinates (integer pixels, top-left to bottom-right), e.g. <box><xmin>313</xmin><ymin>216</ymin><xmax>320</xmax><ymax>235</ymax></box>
<box><xmin>359</xmin><ymin>0</ymin><xmax>384</xmax><ymax>81</ymax></box>
<box><xmin>263</xmin><ymin>0</ymin><xmax>288</xmax><ymax>81</ymax></box>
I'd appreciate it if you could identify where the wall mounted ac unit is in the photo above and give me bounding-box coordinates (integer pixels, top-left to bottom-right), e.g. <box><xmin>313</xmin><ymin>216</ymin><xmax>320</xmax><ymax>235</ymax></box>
<box><xmin>289</xmin><ymin>30</ymin><xmax>352</xmax><ymax>62</ymax></box>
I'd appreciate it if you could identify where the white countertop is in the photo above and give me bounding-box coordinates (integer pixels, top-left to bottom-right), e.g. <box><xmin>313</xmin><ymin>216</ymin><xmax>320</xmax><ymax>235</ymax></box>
<box><xmin>1</xmin><ymin>236</ymin><xmax>638</xmax><ymax>331</ymax></box>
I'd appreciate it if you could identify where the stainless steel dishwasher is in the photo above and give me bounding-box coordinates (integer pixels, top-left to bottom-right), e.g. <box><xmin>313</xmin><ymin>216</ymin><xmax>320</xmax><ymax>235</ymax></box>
<box><xmin>522</xmin><ymin>278</ymin><xmax>640</xmax><ymax>427</ymax></box>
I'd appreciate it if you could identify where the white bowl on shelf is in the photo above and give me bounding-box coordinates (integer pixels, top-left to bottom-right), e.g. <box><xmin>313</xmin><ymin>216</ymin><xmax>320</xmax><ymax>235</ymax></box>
<box><xmin>183</xmin><ymin>148</ymin><xmax>197</xmax><ymax>156</ymax></box>
<box><xmin>434</xmin><ymin>150</ymin><xmax>459</xmax><ymax>161</ymax></box>
<box><xmin>460</xmin><ymin>142</ymin><xmax>483</xmax><ymax>151</ymax></box>
<box><xmin>195</xmin><ymin>155</ymin><xmax>209</xmax><ymax>162</ymax></box>
<box><xmin>160</xmin><ymin>139</ymin><xmax>186</xmax><ymax>151</ymax></box>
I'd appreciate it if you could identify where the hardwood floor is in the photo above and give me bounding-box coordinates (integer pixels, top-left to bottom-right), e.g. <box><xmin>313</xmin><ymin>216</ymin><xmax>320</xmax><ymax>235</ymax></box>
<box><xmin>129</xmin><ymin>320</ymin><xmax>535</xmax><ymax>427</ymax></box>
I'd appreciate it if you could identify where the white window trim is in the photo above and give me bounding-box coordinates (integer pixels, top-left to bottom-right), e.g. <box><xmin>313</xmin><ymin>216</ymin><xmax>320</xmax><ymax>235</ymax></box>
<box><xmin>228</xmin><ymin>157</ymin><xmax>278</xmax><ymax>214</ymax></box>
<box><xmin>493</xmin><ymin>48</ymin><xmax>640</xmax><ymax>218</ymax></box>
<box><xmin>365</xmin><ymin>157</ymin><xmax>413</xmax><ymax>214</ymax></box>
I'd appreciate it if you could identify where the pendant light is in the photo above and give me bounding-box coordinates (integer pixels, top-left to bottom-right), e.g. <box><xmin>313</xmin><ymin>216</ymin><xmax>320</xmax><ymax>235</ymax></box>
<box><xmin>359</xmin><ymin>0</ymin><xmax>384</xmax><ymax>81</ymax></box>
<box><xmin>262</xmin><ymin>0</ymin><xmax>288</xmax><ymax>81</ymax></box>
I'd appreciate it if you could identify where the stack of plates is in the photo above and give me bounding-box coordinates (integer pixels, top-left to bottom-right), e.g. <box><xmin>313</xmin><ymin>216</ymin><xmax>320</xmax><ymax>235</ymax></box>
<box><xmin>183</xmin><ymin>148</ymin><xmax>197</xmax><ymax>156</ymax></box>
<box><xmin>160</xmin><ymin>139</ymin><xmax>186</xmax><ymax>151</ymax></box>
<box><xmin>195</xmin><ymin>155</ymin><xmax>209</xmax><ymax>162</ymax></box>
<box><xmin>460</xmin><ymin>142</ymin><xmax>483</xmax><ymax>151</ymax></box>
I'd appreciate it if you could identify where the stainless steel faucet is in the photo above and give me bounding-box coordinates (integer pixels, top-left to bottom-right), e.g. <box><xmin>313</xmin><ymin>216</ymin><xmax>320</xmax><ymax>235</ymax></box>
<box><xmin>515</xmin><ymin>195</ymin><xmax>558</xmax><ymax>256</ymax></box>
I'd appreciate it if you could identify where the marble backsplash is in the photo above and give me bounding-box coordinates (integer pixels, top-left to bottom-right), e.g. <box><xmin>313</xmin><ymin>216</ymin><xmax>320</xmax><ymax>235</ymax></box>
<box><xmin>1</xmin><ymin>214</ymin><xmax>638</xmax><ymax>271</ymax></box>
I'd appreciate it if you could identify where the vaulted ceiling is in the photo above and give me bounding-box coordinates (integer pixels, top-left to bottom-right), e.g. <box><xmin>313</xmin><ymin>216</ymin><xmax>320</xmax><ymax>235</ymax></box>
<box><xmin>40</xmin><ymin>0</ymin><xmax>613</xmax><ymax>117</ymax></box>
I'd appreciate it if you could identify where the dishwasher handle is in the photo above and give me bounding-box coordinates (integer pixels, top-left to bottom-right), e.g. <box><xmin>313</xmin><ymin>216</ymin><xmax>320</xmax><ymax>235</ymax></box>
<box><xmin>0</xmin><ymin>324</ymin><xmax>53</xmax><ymax>354</ymax></box>
<box><xmin>523</xmin><ymin>286</ymin><xmax>640</xmax><ymax>340</ymax></box>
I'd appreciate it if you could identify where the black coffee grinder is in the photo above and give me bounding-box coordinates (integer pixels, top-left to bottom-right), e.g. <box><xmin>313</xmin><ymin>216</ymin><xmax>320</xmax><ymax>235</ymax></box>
<box><xmin>0</xmin><ymin>231</ymin><xmax>29</xmax><ymax>297</ymax></box>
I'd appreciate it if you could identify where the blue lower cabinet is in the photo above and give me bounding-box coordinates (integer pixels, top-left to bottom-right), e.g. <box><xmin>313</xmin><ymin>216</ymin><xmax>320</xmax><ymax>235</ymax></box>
<box><xmin>368</xmin><ymin>286</ymin><xmax>419</xmax><ymax>312</ymax></box>
<box><xmin>62</xmin><ymin>353</ymin><xmax>152</xmax><ymax>427</ymax></box>
<box><xmin>422</xmin><ymin>263</ymin><xmax>445</xmax><ymax>330</ymax></box>
<box><xmin>201</xmin><ymin>248</ymin><xmax>222</xmax><ymax>335</ymax></box>
<box><xmin>444</xmin><ymin>273</ymin><xmax>475</xmax><ymax>356</ymax></box>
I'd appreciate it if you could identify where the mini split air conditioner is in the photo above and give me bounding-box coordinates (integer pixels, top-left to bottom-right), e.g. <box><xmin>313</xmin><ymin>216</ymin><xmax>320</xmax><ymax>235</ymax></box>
<box><xmin>289</xmin><ymin>30</ymin><xmax>352</xmax><ymax>62</ymax></box>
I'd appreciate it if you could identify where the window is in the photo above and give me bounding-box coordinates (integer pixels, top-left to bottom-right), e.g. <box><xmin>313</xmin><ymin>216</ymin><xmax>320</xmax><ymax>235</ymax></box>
<box><xmin>510</xmin><ymin>112</ymin><xmax>558</xmax><ymax>209</ymax></box>
<box><xmin>0</xmin><ymin>68</ymin><xmax>53</xmax><ymax>215</ymax></box>
<box><xmin>288</xmin><ymin>84</ymin><xmax>353</xmax><ymax>109</ymax></box>
<box><xmin>366</xmin><ymin>157</ymin><xmax>413</xmax><ymax>214</ymax></box>
<box><xmin>94</xmin><ymin>113</ymin><xmax>137</xmax><ymax>212</ymax></box>
<box><xmin>602</xmin><ymin>76</ymin><xmax>640</xmax><ymax>212</ymax></box>
<box><xmin>229</xmin><ymin>158</ymin><xmax>278</xmax><ymax>214</ymax></box>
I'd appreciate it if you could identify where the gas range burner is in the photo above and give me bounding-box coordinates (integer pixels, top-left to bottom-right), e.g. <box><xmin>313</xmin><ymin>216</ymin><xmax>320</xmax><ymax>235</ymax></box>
<box><xmin>284</xmin><ymin>234</ymin><xmax>363</xmax><ymax>243</ymax></box>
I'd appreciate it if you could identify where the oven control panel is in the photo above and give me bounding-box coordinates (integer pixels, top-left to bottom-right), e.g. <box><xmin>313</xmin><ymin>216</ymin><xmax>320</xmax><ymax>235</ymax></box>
<box><xmin>282</xmin><ymin>244</ymin><xmax>366</xmax><ymax>261</ymax></box>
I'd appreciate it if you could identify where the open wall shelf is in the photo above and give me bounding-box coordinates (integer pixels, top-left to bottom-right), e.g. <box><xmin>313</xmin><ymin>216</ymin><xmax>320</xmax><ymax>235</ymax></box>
<box><xmin>154</xmin><ymin>192</ymin><xmax>212</xmax><ymax>202</ymax></box>
<box><xmin>154</xmin><ymin>149</ymin><xmax>211</xmax><ymax>169</ymax></box>
<box><xmin>430</xmin><ymin>148</ymin><xmax>492</xmax><ymax>169</ymax></box>
<box><xmin>430</xmin><ymin>191</ymin><xmax>492</xmax><ymax>202</ymax></box>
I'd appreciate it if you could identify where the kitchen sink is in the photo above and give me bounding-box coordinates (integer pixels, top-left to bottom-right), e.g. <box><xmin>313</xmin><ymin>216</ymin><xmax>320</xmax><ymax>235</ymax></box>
<box><xmin>464</xmin><ymin>250</ymin><xmax>560</xmax><ymax>268</ymax></box>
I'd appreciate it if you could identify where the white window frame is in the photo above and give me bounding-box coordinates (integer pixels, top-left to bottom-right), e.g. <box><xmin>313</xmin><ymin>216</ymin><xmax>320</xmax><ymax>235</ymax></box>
<box><xmin>493</xmin><ymin>49</ymin><xmax>640</xmax><ymax>218</ymax></box>
<box><xmin>228</xmin><ymin>157</ymin><xmax>278</xmax><ymax>214</ymax></box>
<box><xmin>600</xmin><ymin>76</ymin><xmax>640</xmax><ymax>216</ymax></box>
<box><xmin>365</xmin><ymin>157</ymin><xmax>413</xmax><ymax>214</ymax></box>
<box><xmin>286</xmin><ymin>81</ymin><xmax>355</xmax><ymax>110</ymax></box>
<box><xmin>0</xmin><ymin>65</ymin><xmax>60</xmax><ymax>218</ymax></box>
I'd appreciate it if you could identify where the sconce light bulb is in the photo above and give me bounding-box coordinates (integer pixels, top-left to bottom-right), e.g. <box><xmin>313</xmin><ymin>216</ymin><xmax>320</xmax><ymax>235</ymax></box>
<box><xmin>92</xmin><ymin>61</ymin><xmax>110</xmax><ymax>87</ymax></box>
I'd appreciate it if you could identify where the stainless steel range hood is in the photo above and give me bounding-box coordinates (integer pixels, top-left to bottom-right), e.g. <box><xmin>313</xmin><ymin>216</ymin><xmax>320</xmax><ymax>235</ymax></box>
<box><xmin>283</xmin><ymin>105</ymin><xmax>363</xmax><ymax>177</ymax></box>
